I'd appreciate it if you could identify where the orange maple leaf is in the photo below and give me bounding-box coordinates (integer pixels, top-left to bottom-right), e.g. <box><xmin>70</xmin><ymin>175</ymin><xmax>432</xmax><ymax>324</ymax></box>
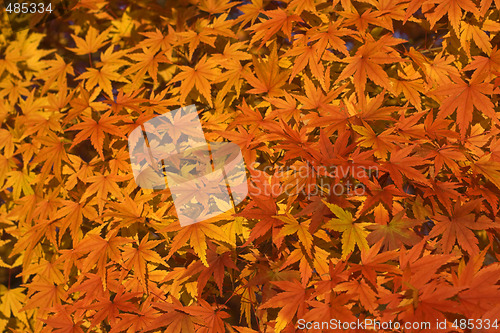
<box><xmin>243</xmin><ymin>43</ymin><xmax>289</xmax><ymax>97</ymax></box>
<box><xmin>335</xmin><ymin>35</ymin><xmax>403</xmax><ymax>102</ymax></box>
<box><xmin>261</xmin><ymin>280</ymin><xmax>310</xmax><ymax>332</ymax></box>
<box><xmin>429</xmin><ymin>199</ymin><xmax>494</xmax><ymax>255</ymax></box>
<box><xmin>67</xmin><ymin>111</ymin><xmax>126</xmax><ymax>160</ymax></box>
<box><xmin>380</xmin><ymin>145</ymin><xmax>430</xmax><ymax>189</ymax></box>
<box><xmin>431</xmin><ymin>76</ymin><xmax>499</xmax><ymax>139</ymax></box>
<box><xmin>170</xmin><ymin>55</ymin><xmax>219</xmax><ymax>107</ymax></box>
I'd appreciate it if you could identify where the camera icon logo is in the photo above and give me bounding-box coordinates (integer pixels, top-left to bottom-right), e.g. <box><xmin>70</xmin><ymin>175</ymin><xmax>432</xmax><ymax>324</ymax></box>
<box><xmin>128</xmin><ymin>105</ymin><xmax>248</xmax><ymax>226</ymax></box>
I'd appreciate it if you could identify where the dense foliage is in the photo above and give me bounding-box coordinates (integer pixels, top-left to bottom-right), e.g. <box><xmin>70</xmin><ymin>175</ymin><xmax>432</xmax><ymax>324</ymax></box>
<box><xmin>1</xmin><ymin>0</ymin><xmax>500</xmax><ymax>331</ymax></box>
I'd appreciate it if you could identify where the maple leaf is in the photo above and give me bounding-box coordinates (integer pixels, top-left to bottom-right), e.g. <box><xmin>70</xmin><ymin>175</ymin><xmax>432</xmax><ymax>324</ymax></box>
<box><xmin>380</xmin><ymin>145</ymin><xmax>430</xmax><ymax>189</ymax></box>
<box><xmin>137</xmin><ymin>27</ymin><xmax>177</xmax><ymax>53</ymax></box>
<box><xmin>336</xmin><ymin>278</ymin><xmax>379</xmax><ymax>315</ymax></box>
<box><xmin>176</xmin><ymin>24</ymin><xmax>219</xmax><ymax>60</ymax></box>
<box><xmin>65</xmin><ymin>273</ymin><xmax>105</xmax><ymax>306</ymax></box>
<box><xmin>64</xmin><ymin>85</ymin><xmax>109</xmax><ymax>125</ymax></box>
<box><xmin>472</xmin><ymin>154</ymin><xmax>500</xmax><ymax>190</ymax></box>
<box><xmin>0</xmin><ymin>287</ymin><xmax>25</xmax><ymax>318</ymax></box>
<box><xmin>421</xmin><ymin>51</ymin><xmax>461</xmax><ymax>85</ymax></box>
<box><xmin>352</xmin><ymin>122</ymin><xmax>401</xmax><ymax>160</ymax></box>
<box><xmin>459</xmin><ymin>21</ymin><xmax>492</xmax><ymax>57</ymax></box>
<box><xmin>43</xmin><ymin>305</ymin><xmax>85</xmax><ymax>333</ymax></box>
<box><xmin>86</xmin><ymin>288</ymin><xmax>140</xmax><ymax>327</ymax></box>
<box><xmin>194</xmin><ymin>245</ymin><xmax>238</xmax><ymax>295</ymax></box>
<box><xmin>463</xmin><ymin>46</ymin><xmax>500</xmax><ymax>82</ymax></box>
<box><xmin>356</xmin><ymin>180</ymin><xmax>409</xmax><ymax>218</ymax></box>
<box><xmin>367</xmin><ymin>210</ymin><xmax>421</xmax><ymax>250</ymax></box>
<box><xmin>67</xmin><ymin>111</ymin><xmax>126</xmax><ymax>160</ymax></box>
<box><xmin>76</xmin><ymin>230</ymin><xmax>131</xmax><ymax>288</ymax></box>
<box><xmin>0</xmin><ymin>128</ymin><xmax>15</xmax><ymax>158</ymax></box>
<box><xmin>163</xmin><ymin>221</ymin><xmax>233</xmax><ymax>266</ymax></box>
<box><xmin>429</xmin><ymin>199</ymin><xmax>495</xmax><ymax>255</ymax></box>
<box><xmin>279</xmin><ymin>246</ymin><xmax>315</xmax><ymax>285</ymax></box>
<box><xmin>294</xmin><ymin>76</ymin><xmax>345</xmax><ymax>113</ymax></box>
<box><xmin>149</xmin><ymin>298</ymin><xmax>198</xmax><ymax>332</ymax></box>
<box><xmin>455</xmin><ymin>253</ymin><xmax>500</xmax><ymax>318</ymax></box>
<box><xmin>284</xmin><ymin>38</ymin><xmax>325</xmax><ymax>84</ymax></box>
<box><xmin>170</xmin><ymin>55</ymin><xmax>219</xmax><ymax>107</ymax></box>
<box><xmin>54</xmin><ymin>200</ymin><xmax>97</xmax><ymax>245</ymax></box>
<box><xmin>124</xmin><ymin>47</ymin><xmax>170</xmax><ymax>85</ymax></box>
<box><xmin>431</xmin><ymin>76</ymin><xmax>499</xmax><ymax>139</ymax></box>
<box><xmin>121</xmin><ymin>236</ymin><xmax>168</xmax><ymax>288</ymax></box>
<box><xmin>22</xmin><ymin>276</ymin><xmax>67</xmax><ymax>312</ymax></box>
<box><xmin>77</xmin><ymin>64</ymin><xmax>130</xmax><ymax>98</ymax></box>
<box><xmin>266</xmin><ymin>120</ymin><xmax>313</xmax><ymax>160</ymax></box>
<box><xmin>247</xmin><ymin>8</ymin><xmax>303</xmax><ymax>48</ymax></box>
<box><xmin>335</xmin><ymin>35</ymin><xmax>403</xmax><ymax>101</ymax></box>
<box><xmin>264</xmin><ymin>91</ymin><xmax>302</xmax><ymax>123</ymax></box>
<box><xmin>261</xmin><ymin>280</ymin><xmax>310</xmax><ymax>332</ymax></box>
<box><xmin>423</xmin><ymin>179</ymin><xmax>461</xmax><ymax>214</ymax></box>
<box><xmin>308</xmin><ymin>21</ymin><xmax>353</xmax><ymax>57</ymax></box>
<box><xmin>3</xmin><ymin>169</ymin><xmax>35</xmax><ymax>200</ymax></box>
<box><xmin>339</xmin><ymin>6</ymin><xmax>393</xmax><ymax>32</ymax></box>
<box><xmin>184</xmin><ymin>299</ymin><xmax>230</xmax><ymax>333</ymax></box>
<box><xmin>31</xmin><ymin>133</ymin><xmax>69</xmax><ymax>181</ymax></box>
<box><xmin>276</xmin><ymin>213</ymin><xmax>313</xmax><ymax>257</ymax></box>
<box><xmin>238</xmin><ymin>194</ymin><xmax>283</xmax><ymax>245</ymax></box>
<box><xmin>68</xmin><ymin>26</ymin><xmax>112</xmax><ymax>55</ymax></box>
<box><xmin>243</xmin><ymin>43</ymin><xmax>289</xmax><ymax>97</ymax></box>
<box><xmin>323</xmin><ymin>202</ymin><xmax>371</xmax><ymax>259</ymax></box>
<box><xmin>426</xmin><ymin>0</ymin><xmax>479</xmax><ymax>34</ymax></box>
<box><xmin>109</xmin><ymin>300</ymin><xmax>159</xmax><ymax>333</ymax></box>
<box><xmin>235</xmin><ymin>0</ymin><xmax>263</xmax><ymax>27</ymax></box>
<box><xmin>80</xmin><ymin>172</ymin><xmax>130</xmax><ymax>214</ymax></box>
<box><xmin>346</xmin><ymin>89</ymin><xmax>403</xmax><ymax>123</ymax></box>
<box><xmin>38</xmin><ymin>54</ymin><xmax>74</xmax><ymax>94</ymax></box>
<box><xmin>304</xmin><ymin>294</ymin><xmax>356</xmax><ymax>325</ymax></box>
<box><xmin>423</xmin><ymin>111</ymin><xmax>460</xmax><ymax>140</ymax></box>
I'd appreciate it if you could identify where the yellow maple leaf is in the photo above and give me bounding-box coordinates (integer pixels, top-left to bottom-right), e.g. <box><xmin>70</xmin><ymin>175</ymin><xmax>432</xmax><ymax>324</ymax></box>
<box><xmin>0</xmin><ymin>286</ymin><xmax>25</xmax><ymax>318</ymax></box>
<box><xmin>275</xmin><ymin>213</ymin><xmax>313</xmax><ymax>257</ymax></box>
<box><xmin>68</xmin><ymin>26</ymin><xmax>112</xmax><ymax>55</ymax></box>
<box><xmin>323</xmin><ymin>201</ymin><xmax>371</xmax><ymax>259</ymax></box>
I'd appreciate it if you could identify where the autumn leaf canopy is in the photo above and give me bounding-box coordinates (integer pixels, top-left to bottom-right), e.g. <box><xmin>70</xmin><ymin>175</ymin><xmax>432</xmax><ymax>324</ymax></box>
<box><xmin>1</xmin><ymin>0</ymin><xmax>500</xmax><ymax>332</ymax></box>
